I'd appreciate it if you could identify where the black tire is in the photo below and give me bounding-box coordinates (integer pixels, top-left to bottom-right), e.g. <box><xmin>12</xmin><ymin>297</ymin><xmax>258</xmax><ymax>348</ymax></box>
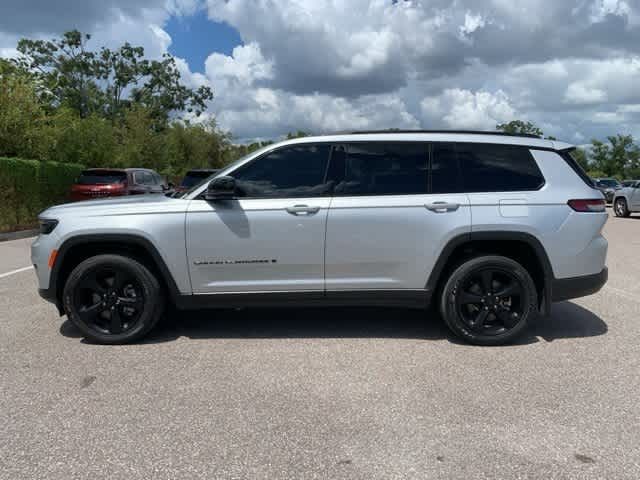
<box><xmin>439</xmin><ymin>255</ymin><xmax>538</xmax><ymax>346</ymax></box>
<box><xmin>63</xmin><ymin>254</ymin><xmax>164</xmax><ymax>344</ymax></box>
<box><xmin>614</xmin><ymin>198</ymin><xmax>630</xmax><ymax>217</ymax></box>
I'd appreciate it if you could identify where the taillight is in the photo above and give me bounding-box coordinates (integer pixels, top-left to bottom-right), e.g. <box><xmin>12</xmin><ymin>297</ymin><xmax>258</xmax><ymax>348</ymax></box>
<box><xmin>567</xmin><ymin>199</ymin><xmax>606</xmax><ymax>212</ymax></box>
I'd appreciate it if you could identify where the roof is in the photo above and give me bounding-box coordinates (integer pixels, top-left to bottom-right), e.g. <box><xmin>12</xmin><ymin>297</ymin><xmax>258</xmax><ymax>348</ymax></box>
<box><xmin>350</xmin><ymin>129</ymin><xmax>541</xmax><ymax>139</ymax></box>
<box><xmin>277</xmin><ymin>131</ymin><xmax>574</xmax><ymax>151</ymax></box>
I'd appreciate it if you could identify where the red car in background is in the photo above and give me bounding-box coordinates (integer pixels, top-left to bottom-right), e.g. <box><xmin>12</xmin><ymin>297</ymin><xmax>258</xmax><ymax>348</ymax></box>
<box><xmin>70</xmin><ymin>168</ymin><xmax>172</xmax><ymax>201</ymax></box>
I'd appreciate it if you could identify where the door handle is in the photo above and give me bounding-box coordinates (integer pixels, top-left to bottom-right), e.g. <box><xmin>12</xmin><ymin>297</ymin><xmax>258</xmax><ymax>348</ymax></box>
<box><xmin>425</xmin><ymin>201</ymin><xmax>460</xmax><ymax>213</ymax></box>
<box><xmin>286</xmin><ymin>205</ymin><xmax>321</xmax><ymax>215</ymax></box>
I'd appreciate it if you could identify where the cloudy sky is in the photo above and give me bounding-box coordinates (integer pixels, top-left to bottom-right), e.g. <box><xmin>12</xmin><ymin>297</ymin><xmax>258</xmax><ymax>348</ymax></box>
<box><xmin>1</xmin><ymin>0</ymin><xmax>639</xmax><ymax>143</ymax></box>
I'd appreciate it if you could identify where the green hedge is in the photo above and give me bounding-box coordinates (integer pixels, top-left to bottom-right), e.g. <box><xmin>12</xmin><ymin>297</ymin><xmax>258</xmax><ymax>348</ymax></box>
<box><xmin>0</xmin><ymin>157</ymin><xmax>84</xmax><ymax>232</ymax></box>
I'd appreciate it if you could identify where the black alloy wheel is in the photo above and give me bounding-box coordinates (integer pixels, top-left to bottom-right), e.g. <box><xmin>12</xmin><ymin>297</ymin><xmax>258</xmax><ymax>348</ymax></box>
<box><xmin>454</xmin><ymin>267</ymin><xmax>525</xmax><ymax>336</ymax></box>
<box><xmin>440</xmin><ymin>255</ymin><xmax>537</xmax><ymax>345</ymax></box>
<box><xmin>63</xmin><ymin>254</ymin><xmax>164</xmax><ymax>344</ymax></box>
<box><xmin>74</xmin><ymin>267</ymin><xmax>145</xmax><ymax>335</ymax></box>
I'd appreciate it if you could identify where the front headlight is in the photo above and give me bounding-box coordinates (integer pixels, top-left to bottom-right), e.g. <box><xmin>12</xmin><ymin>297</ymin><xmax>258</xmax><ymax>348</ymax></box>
<box><xmin>39</xmin><ymin>219</ymin><xmax>58</xmax><ymax>235</ymax></box>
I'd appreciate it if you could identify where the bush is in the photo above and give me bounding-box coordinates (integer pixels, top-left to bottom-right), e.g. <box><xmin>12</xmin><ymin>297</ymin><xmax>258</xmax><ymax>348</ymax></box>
<box><xmin>0</xmin><ymin>157</ymin><xmax>84</xmax><ymax>232</ymax></box>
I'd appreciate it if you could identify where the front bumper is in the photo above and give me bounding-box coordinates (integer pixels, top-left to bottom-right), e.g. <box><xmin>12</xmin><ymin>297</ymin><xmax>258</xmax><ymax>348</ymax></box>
<box><xmin>552</xmin><ymin>267</ymin><xmax>608</xmax><ymax>302</ymax></box>
<box><xmin>38</xmin><ymin>288</ymin><xmax>64</xmax><ymax>315</ymax></box>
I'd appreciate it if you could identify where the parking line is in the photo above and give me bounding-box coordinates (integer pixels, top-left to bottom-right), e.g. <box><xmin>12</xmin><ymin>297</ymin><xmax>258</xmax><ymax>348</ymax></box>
<box><xmin>0</xmin><ymin>266</ymin><xmax>33</xmax><ymax>279</ymax></box>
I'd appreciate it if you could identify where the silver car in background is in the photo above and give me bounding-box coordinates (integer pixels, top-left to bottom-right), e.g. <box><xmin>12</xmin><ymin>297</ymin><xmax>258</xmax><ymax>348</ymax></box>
<box><xmin>613</xmin><ymin>180</ymin><xmax>640</xmax><ymax>217</ymax></box>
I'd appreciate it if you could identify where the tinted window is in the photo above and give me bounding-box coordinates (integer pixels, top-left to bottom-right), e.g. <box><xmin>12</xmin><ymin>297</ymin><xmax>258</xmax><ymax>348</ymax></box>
<box><xmin>152</xmin><ymin>172</ymin><xmax>163</xmax><ymax>185</ymax></box>
<box><xmin>431</xmin><ymin>143</ymin><xmax>462</xmax><ymax>193</ymax></box>
<box><xmin>330</xmin><ymin>143</ymin><xmax>428</xmax><ymax>196</ymax></box>
<box><xmin>456</xmin><ymin>143</ymin><xmax>544</xmax><ymax>192</ymax></box>
<box><xmin>77</xmin><ymin>170</ymin><xmax>127</xmax><ymax>185</ymax></box>
<box><xmin>233</xmin><ymin>144</ymin><xmax>331</xmax><ymax>198</ymax></box>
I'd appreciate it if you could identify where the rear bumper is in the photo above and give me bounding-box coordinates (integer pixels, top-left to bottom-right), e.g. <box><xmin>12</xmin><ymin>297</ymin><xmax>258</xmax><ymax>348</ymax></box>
<box><xmin>552</xmin><ymin>267</ymin><xmax>608</xmax><ymax>302</ymax></box>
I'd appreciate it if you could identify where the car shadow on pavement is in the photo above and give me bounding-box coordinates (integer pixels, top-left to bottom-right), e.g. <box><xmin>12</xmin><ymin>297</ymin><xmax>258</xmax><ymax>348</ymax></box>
<box><xmin>59</xmin><ymin>300</ymin><xmax>607</xmax><ymax>345</ymax></box>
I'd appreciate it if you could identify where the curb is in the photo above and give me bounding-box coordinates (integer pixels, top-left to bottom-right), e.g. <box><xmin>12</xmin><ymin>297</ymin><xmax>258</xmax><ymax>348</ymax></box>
<box><xmin>0</xmin><ymin>229</ymin><xmax>38</xmax><ymax>242</ymax></box>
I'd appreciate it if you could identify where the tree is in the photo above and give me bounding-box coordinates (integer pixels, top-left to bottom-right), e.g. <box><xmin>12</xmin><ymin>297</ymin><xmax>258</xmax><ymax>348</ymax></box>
<box><xmin>15</xmin><ymin>31</ymin><xmax>99</xmax><ymax>118</ymax></box>
<box><xmin>590</xmin><ymin>135</ymin><xmax>640</xmax><ymax>178</ymax></box>
<box><xmin>15</xmin><ymin>30</ymin><xmax>213</xmax><ymax>122</ymax></box>
<box><xmin>0</xmin><ymin>59</ymin><xmax>47</xmax><ymax>158</ymax></box>
<box><xmin>496</xmin><ymin>120</ymin><xmax>543</xmax><ymax>137</ymax></box>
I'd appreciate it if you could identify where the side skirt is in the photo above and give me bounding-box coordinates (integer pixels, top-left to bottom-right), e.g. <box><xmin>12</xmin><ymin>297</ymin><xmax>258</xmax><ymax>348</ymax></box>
<box><xmin>174</xmin><ymin>289</ymin><xmax>432</xmax><ymax>310</ymax></box>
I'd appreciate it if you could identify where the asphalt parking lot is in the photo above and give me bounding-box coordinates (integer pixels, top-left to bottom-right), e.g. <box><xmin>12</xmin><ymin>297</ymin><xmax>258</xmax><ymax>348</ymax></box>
<box><xmin>1</xmin><ymin>212</ymin><xmax>639</xmax><ymax>480</ymax></box>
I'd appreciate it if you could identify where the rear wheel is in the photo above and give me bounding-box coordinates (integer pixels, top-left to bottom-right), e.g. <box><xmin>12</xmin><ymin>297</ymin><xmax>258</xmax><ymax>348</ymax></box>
<box><xmin>614</xmin><ymin>198</ymin><xmax>630</xmax><ymax>217</ymax></box>
<box><xmin>63</xmin><ymin>254</ymin><xmax>164</xmax><ymax>344</ymax></box>
<box><xmin>439</xmin><ymin>255</ymin><xmax>537</xmax><ymax>346</ymax></box>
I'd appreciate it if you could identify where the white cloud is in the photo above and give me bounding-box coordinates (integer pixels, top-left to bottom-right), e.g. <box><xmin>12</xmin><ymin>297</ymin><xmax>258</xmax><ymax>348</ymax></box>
<box><xmin>3</xmin><ymin>0</ymin><xmax>640</xmax><ymax>142</ymax></box>
<box><xmin>590</xmin><ymin>0</ymin><xmax>632</xmax><ymax>23</ymax></box>
<box><xmin>459</xmin><ymin>12</ymin><xmax>487</xmax><ymax>42</ymax></box>
<box><xmin>565</xmin><ymin>84</ymin><xmax>608</xmax><ymax>104</ymax></box>
<box><xmin>421</xmin><ymin>89</ymin><xmax>517</xmax><ymax>130</ymax></box>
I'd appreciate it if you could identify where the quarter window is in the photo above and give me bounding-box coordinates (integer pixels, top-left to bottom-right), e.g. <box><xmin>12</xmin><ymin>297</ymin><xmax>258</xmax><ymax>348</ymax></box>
<box><xmin>330</xmin><ymin>143</ymin><xmax>428</xmax><ymax>196</ymax></box>
<box><xmin>233</xmin><ymin>144</ymin><xmax>331</xmax><ymax>198</ymax></box>
<box><xmin>456</xmin><ymin>143</ymin><xmax>544</xmax><ymax>192</ymax></box>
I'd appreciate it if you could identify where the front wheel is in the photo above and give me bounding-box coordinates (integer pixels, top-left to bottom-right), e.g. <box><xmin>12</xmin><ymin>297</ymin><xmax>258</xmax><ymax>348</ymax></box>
<box><xmin>439</xmin><ymin>255</ymin><xmax>538</xmax><ymax>346</ymax></box>
<box><xmin>63</xmin><ymin>254</ymin><xmax>165</xmax><ymax>344</ymax></box>
<box><xmin>614</xmin><ymin>198</ymin><xmax>630</xmax><ymax>217</ymax></box>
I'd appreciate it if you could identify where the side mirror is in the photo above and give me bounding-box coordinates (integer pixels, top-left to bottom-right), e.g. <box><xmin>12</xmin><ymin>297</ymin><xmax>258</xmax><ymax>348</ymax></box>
<box><xmin>205</xmin><ymin>176</ymin><xmax>236</xmax><ymax>201</ymax></box>
<box><xmin>167</xmin><ymin>182</ymin><xmax>175</xmax><ymax>189</ymax></box>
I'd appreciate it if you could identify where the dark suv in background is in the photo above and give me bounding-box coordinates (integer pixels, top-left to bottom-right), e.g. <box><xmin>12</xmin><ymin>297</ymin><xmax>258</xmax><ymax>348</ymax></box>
<box><xmin>70</xmin><ymin>168</ymin><xmax>172</xmax><ymax>201</ymax></box>
<box><xmin>173</xmin><ymin>169</ymin><xmax>219</xmax><ymax>197</ymax></box>
<box><xmin>593</xmin><ymin>178</ymin><xmax>622</xmax><ymax>204</ymax></box>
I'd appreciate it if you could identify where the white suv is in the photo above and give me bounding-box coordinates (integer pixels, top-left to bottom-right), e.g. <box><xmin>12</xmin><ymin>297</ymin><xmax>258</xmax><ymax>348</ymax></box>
<box><xmin>32</xmin><ymin>131</ymin><xmax>608</xmax><ymax>345</ymax></box>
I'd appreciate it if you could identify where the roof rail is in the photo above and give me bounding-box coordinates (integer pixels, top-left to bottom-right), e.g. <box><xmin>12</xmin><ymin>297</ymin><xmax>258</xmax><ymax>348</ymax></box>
<box><xmin>349</xmin><ymin>129</ymin><xmax>542</xmax><ymax>139</ymax></box>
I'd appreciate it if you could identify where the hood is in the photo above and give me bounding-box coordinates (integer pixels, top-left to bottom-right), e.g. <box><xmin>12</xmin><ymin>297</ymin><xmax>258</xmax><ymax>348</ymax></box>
<box><xmin>40</xmin><ymin>194</ymin><xmax>183</xmax><ymax>218</ymax></box>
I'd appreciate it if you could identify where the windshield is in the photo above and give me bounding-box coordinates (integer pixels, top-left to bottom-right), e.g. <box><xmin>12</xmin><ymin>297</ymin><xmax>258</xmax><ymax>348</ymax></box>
<box><xmin>77</xmin><ymin>171</ymin><xmax>127</xmax><ymax>185</ymax></box>
<box><xmin>596</xmin><ymin>179</ymin><xmax>620</xmax><ymax>188</ymax></box>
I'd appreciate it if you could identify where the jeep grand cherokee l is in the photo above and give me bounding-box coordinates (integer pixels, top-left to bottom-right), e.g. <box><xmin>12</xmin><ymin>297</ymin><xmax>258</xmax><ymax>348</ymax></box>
<box><xmin>33</xmin><ymin>131</ymin><xmax>608</xmax><ymax>345</ymax></box>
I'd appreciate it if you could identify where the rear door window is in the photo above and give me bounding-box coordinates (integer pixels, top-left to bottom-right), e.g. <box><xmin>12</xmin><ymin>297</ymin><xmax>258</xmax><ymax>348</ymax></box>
<box><xmin>329</xmin><ymin>143</ymin><xmax>428</xmax><ymax>196</ymax></box>
<box><xmin>456</xmin><ymin>143</ymin><xmax>544</xmax><ymax>192</ymax></box>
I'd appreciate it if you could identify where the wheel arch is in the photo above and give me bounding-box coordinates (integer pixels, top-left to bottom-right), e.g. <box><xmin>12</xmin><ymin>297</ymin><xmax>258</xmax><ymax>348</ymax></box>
<box><xmin>50</xmin><ymin>234</ymin><xmax>181</xmax><ymax>313</ymax></box>
<box><xmin>426</xmin><ymin>231</ymin><xmax>554</xmax><ymax>316</ymax></box>
<box><xmin>613</xmin><ymin>193</ymin><xmax>628</xmax><ymax>204</ymax></box>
